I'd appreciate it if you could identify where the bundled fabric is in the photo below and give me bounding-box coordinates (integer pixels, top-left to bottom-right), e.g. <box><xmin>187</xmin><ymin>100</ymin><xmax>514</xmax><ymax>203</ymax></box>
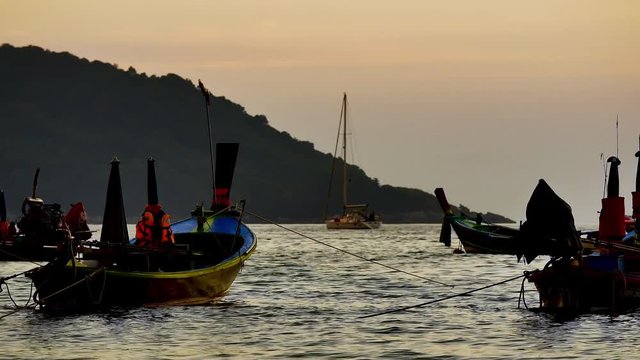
<box><xmin>517</xmin><ymin>179</ymin><xmax>582</xmax><ymax>263</ymax></box>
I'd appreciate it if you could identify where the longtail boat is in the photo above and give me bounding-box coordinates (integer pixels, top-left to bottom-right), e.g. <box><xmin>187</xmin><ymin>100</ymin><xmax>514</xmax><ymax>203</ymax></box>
<box><xmin>521</xmin><ymin>147</ymin><xmax>640</xmax><ymax>314</ymax></box>
<box><xmin>434</xmin><ymin>188</ymin><xmax>520</xmax><ymax>254</ymax></box>
<box><xmin>27</xmin><ymin>145</ymin><xmax>256</xmax><ymax>311</ymax></box>
<box><xmin>27</xmin><ymin>82</ymin><xmax>256</xmax><ymax>312</ymax></box>
<box><xmin>0</xmin><ymin>169</ymin><xmax>91</xmax><ymax>262</ymax></box>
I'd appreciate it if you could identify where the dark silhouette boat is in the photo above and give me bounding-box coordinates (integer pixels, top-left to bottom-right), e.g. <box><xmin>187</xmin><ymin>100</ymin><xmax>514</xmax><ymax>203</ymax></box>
<box><xmin>324</xmin><ymin>93</ymin><xmax>381</xmax><ymax>230</ymax></box>
<box><xmin>0</xmin><ymin>169</ymin><xmax>92</xmax><ymax>262</ymax></box>
<box><xmin>521</xmin><ymin>145</ymin><xmax>640</xmax><ymax>315</ymax></box>
<box><xmin>435</xmin><ymin>188</ymin><xmax>520</xmax><ymax>254</ymax></box>
<box><xmin>27</xmin><ymin>145</ymin><xmax>256</xmax><ymax>312</ymax></box>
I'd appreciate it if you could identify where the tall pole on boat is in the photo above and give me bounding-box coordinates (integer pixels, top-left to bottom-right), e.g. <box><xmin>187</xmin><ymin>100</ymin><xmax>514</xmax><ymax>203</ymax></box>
<box><xmin>601</xmin><ymin>153</ymin><xmax>608</xmax><ymax>199</ymax></box>
<box><xmin>634</xmin><ymin>134</ymin><xmax>640</xmax><ymax>241</ymax></box>
<box><xmin>198</xmin><ymin>80</ymin><xmax>217</xmax><ymax>206</ymax></box>
<box><xmin>31</xmin><ymin>168</ymin><xmax>40</xmax><ymax>199</ymax></box>
<box><xmin>636</xmin><ymin>134</ymin><xmax>640</xmax><ymax>192</ymax></box>
<box><xmin>342</xmin><ymin>93</ymin><xmax>348</xmax><ymax>208</ymax></box>
<box><xmin>147</xmin><ymin>158</ymin><xmax>159</xmax><ymax>205</ymax></box>
<box><xmin>616</xmin><ymin>114</ymin><xmax>619</xmax><ymax>159</ymax></box>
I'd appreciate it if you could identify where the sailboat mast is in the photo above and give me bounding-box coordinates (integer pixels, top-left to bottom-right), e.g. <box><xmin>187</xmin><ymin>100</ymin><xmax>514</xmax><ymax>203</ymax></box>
<box><xmin>342</xmin><ymin>93</ymin><xmax>348</xmax><ymax>208</ymax></box>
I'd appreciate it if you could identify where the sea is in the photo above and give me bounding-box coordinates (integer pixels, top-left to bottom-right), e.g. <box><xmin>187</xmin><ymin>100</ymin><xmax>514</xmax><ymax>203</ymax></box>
<box><xmin>1</xmin><ymin>223</ymin><xmax>639</xmax><ymax>359</ymax></box>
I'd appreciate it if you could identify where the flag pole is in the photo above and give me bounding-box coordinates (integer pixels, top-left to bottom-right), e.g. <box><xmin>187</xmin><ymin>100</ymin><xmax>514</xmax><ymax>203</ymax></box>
<box><xmin>198</xmin><ymin>80</ymin><xmax>216</xmax><ymax>206</ymax></box>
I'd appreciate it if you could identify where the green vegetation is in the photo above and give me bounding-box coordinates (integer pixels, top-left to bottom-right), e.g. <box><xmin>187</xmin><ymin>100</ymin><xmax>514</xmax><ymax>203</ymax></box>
<box><xmin>0</xmin><ymin>44</ymin><xmax>512</xmax><ymax>224</ymax></box>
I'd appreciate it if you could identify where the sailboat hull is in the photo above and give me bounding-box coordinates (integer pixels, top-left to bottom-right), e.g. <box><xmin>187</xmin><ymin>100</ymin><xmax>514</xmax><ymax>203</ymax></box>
<box><xmin>325</xmin><ymin>218</ymin><xmax>381</xmax><ymax>230</ymax></box>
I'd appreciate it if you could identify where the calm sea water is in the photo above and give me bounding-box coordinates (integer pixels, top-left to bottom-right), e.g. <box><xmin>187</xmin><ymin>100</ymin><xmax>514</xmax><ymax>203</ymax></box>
<box><xmin>1</xmin><ymin>224</ymin><xmax>639</xmax><ymax>359</ymax></box>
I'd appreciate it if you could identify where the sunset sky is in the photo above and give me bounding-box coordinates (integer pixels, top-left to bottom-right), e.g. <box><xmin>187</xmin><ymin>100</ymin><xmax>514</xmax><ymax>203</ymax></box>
<box><xmin>1</xmin><ymin>0</ymin><xmax>639</xmax><ymax>223</ymax></box>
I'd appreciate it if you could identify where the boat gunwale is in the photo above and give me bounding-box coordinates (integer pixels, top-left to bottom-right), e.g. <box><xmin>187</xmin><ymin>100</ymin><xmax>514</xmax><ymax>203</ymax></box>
<box><xmin>71</xmin><ymin>238</ymin><xmax>256</xmax><ymax>279</ymax></box>
<box><xmin>449</xmin><ymin>216</ymin><xmax>518</xmax><ymax>239</ymax></box>
<box><xmin>69</xmin><ymin>220</ymin><xmax>258</xmax><ymax>279</ymax></box>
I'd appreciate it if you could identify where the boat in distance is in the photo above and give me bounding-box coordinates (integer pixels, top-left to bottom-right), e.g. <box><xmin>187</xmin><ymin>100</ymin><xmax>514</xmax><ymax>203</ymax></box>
<box><xmin>435</xmin><ymin>187</ymin><xmax>519</xmax><ymax>254</ymax></box>
<box><xmin>324</xmin><ymin>93</ymin><xmax>381</xmax><ymax>230</ymax></box>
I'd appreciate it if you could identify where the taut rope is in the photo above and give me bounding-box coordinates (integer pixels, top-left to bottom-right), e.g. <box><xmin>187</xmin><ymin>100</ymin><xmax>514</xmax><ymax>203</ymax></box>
<box><xmin>245</xmin><ymin>209</ymin><xmax>453</xmax><ymax>288</ymax></box>
<box><xmin>360</xmin><ymin>273</ymin><xmax>527</xmax><ymax>319</ymax></box>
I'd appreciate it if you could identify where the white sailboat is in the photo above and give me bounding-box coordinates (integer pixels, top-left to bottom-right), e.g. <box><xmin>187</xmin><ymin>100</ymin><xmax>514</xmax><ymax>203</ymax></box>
<box><xmin>325</xmin><ymin>93</ymin><xmax>381</xmax><ymax>230</ymax></box>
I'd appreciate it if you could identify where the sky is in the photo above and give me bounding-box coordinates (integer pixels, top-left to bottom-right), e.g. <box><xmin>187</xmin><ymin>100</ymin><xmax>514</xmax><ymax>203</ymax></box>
<box><xmin>1</xmin><ymin>0</ymin><xmax>639</xmax><ymax>224</ymax></box>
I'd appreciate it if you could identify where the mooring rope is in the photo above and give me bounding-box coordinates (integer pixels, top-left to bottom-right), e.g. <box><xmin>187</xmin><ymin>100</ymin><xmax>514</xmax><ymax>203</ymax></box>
<box><xmin>0</xmin><ymin>268</ymin><xmax>38</xmax><ymax>285</ymax></box>
<box><xmin>0</xmin><ymin>248</ymin><xmax>45</xmax><ymax>267</ymax></box>
<box><xmin>0</xmin><ymin>303</ymin><xmax>37</xmax><ymax>320</ymax></box>
<box><xmin>36</xmin><ymin>267</ymin><xmax>106</xmax><ymax>305</ymax></box>
<box><xmin>200</xmin><ymin>205</ymin><xmax>232</xmax><ymax>232</ymax></box>
<box><xmin>245</xmin><ymin>209</ymin><xmax>453</xmax><ymax>287</ymax></box>
<box><xmin>0</xmin><ymin>268</ymin><xmax>40</xmax><ymax>320</ymax></box>
<box><xmin>1</xmin><ymin>279</ymin><xmax>34</xmax><ymax>308</ymax></box>
<box><xmin>359</xmin><ymin>273</ymin><xmax>527</xmax><ymax>319</ymax></box>
<box><xmin>1</xmin><ymin>268</ymin><xmax>37</xmax><ymax>308</ymax></box>
<box><xmin>517</xmin><ymin>272</ymin><xmax>531</xmax><ymax>310</ymax></box>
<box><xmin>86</xmin><ymin>268</ymin><xmax>108</xmax><ymax>305</ymax></box>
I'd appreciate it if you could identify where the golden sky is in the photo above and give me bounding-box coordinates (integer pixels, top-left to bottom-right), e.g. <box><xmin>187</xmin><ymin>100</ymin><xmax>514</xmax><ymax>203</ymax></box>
<box><xmin>1</xmin><ymin>0</ymin><xmax>639</xmax><ymax>222</ymax></box>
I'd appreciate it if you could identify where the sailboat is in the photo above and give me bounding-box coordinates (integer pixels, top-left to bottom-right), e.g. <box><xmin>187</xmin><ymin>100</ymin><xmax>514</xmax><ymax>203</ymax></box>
<box><xmin>325</xmin><ymin>93</ymin><xmax>381</xmax><ymax>230</ymax></box>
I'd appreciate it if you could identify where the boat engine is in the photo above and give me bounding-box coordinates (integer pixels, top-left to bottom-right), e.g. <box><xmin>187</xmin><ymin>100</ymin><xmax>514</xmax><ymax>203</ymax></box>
<box><xmin>17</xmin><ymin>197</ymin><xmax>70</xmax><ymax>246</ymax></box>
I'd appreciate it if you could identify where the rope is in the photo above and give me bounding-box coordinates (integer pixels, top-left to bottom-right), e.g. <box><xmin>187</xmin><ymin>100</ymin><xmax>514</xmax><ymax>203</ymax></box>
<box><xmin>0</xmin><ymin>269</ymin><xmax>39</xmax><ymax>320</ymax></box>
<box><xmin>230</xmin><ymin>201</ymin><xmax>246</xmax><ymax>256</ymax></box>
<box><xmin>0</xmin><ymin>304</ymin><xmax>36</xmax><ymax>320</ymax></box>
<box><xmin>323</xmin><ymin>114</ymin><xmax>342</xmax><ymax>220</ymax></box>
<box><xmin>359</xmin><ymin>273</ymin><xmax>526</xmax><ymax>319</ymax></box>
<box><xmin>200</xmin><ymin>205</ymin><xmax>233</xmax><ymax>256</ymax></box>
<box><xmin>201</xmin><ymin>205</ymin><xmax>233</xmax><ymax>233</ymax></box>
<box><xmin>1</xmin><ymin>280</ymin><xmax>33</xmax><ymax>308</ymax></box>
<box><xmin>245</xmin><ymin>209</ymin><xmax>453</xmax><ymax>287</ymax></box>
<box><xmin>0</xmin><ymin>248</ymin><xmax>46</xmax><ymax>266</ymax></box>
<box><xmin>36</xmin><ymin>267</ymin><xmax>106</xmax><ymax>305</ymax></box>
<box><xmin>0</xmin><ymin>267</ymin><xmax>40</xmax><ymax>284</ymax></box>
<box><xmin>518</xmin><ymin>273</ymin><xmax>530</xmax><ymax>310</ymax></box>
<box><xmin>86</xmin><ymin>268</ymin><xmax>108</xmax><ymax>305</ymax></box>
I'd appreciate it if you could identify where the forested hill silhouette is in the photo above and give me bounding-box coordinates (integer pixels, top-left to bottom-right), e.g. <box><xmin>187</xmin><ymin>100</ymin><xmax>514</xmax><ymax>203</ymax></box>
<box><xmin>0</xmin><ymin>44</ymin><xmax>512</xmax><ymax>224</ymax></box>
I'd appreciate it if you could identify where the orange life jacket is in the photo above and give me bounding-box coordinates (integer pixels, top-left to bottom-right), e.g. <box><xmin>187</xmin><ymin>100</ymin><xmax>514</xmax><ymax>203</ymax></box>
<box><xmin>135</xmin><ymin>204</ymin><xmax>175</xmax><ymax>247</ymax></box>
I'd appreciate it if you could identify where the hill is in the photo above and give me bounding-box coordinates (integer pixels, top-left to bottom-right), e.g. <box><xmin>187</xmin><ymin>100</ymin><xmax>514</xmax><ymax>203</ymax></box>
<box><xmin>0</xmin><ymin>44</ymin><xmax>512</xmax><ymax>224</ymax></box>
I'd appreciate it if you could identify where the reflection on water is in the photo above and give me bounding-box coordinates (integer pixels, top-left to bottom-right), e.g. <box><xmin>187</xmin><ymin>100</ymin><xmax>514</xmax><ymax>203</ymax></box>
<box><xmin>1</xmin><ymin>224</ymin><xmax>639</xmax><ymax>359</ymax></box>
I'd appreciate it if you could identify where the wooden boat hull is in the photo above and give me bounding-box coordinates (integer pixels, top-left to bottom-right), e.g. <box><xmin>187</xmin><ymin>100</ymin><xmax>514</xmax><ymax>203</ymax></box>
<box><xmin>31</xmin><ymin>252</ymin><xmax>251</xmax><ymax>310</ymax></box>
<box><xmin>526</xmin><ymin>256</ymin><xmax>640</xmax><ymax>314</ymax></box>
<box><xmin>27</xmin><ymin>215</ymin><xmax>257</xmax><ymax>311</ymax></box>
<box><xmin>448</xmin><ymin>216</ymin><xmax>520</xmax><ymax>254</ymax></box>
<box><xmin>435</xmin><ymin>187</ymin><xmax>519</xmax><ymax>254</ymax></box>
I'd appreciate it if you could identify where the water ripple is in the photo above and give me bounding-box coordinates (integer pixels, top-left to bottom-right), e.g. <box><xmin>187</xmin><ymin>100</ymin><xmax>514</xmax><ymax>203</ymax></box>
<box><xmin>0</xmin><ymin>224</ymin><xmax>638</xmax><ymax>359</ymax></box>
